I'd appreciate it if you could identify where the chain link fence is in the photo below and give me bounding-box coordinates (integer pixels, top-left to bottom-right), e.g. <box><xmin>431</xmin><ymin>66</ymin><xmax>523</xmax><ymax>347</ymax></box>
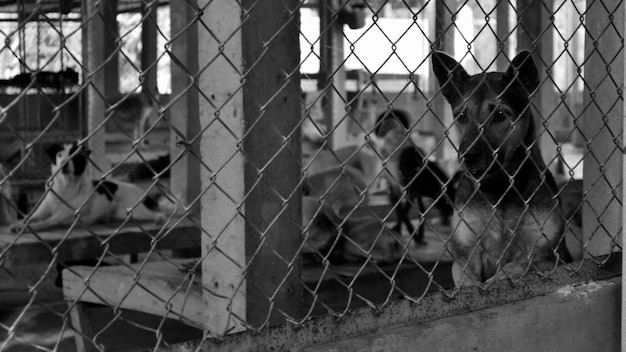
<box><xmin>0</xmin><ymin>0</ymin><xmax>621</xmax><ymax>350</ymax></box>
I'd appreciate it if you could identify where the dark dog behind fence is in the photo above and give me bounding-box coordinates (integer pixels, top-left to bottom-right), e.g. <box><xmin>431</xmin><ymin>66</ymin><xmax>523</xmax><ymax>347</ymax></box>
<box><xmin>432</xmin><ymin>50</ymin><xmax>573</xmax><ymax>286</ymax></box>
<box><xmin>375</xmin><ymin>109</ymin><xmax>455</xmax><ymax>244</ymax></box>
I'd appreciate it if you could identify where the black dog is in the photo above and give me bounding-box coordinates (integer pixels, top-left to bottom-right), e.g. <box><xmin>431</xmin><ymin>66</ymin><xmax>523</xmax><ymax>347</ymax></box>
<box><xmin>375</xmin><ymin>110</ymin><xmax>455</xmax><ymax>245</ymax></box>
<box><xmin>432</xmin><ymin>51</ymin><xmax>571</xmax><ymax>286</ymax></box>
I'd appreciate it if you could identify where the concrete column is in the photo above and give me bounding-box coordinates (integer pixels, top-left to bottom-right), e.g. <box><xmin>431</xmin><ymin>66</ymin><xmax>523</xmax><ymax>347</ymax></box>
<box><xmin>581</xmin><ymin>0</ymin><xmax>623</xmax><ymax>257</ymax></box>
<box><xmin>198</xmin><ymin>0</ymin><xmax>302</xmax><ymax>333</ymax></box>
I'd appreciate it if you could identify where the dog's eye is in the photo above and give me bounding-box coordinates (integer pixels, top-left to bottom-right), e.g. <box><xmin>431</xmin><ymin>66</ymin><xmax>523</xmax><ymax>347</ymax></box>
<box><xmin>456</xmin><ymin>111</ymin><xmax>468</xmax><ymax>123</ymax></box>
<box><xmin>492</xmin><ymin>109</ymin><xmax>508</xmax><ymax>122</ymax></box>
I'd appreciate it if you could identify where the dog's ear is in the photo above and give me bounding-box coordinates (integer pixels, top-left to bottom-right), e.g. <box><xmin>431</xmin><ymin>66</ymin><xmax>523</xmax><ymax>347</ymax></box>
<box><xmin>432</xmin><ymin>51</ymin><xmax>469</xmax><ymax>103</ymax></box>
<box><xmin>45</xmin><ymin>144</ymin><xmax>63</xmax><ymax>163</ymax></box>
<box><xmin>506</xmin><ymin>51</ymin><xmax>540</xmax><ymax>93</ymax></box>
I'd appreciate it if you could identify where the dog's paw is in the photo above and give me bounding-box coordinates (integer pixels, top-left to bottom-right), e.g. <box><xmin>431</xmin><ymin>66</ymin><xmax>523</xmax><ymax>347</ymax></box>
<box><xmin>487</xmin><ymin>261</ymin><xmax>528</xmax><ymax>284</ymax></box>
<box><xmin>154</xmin><ymin>213</ymin><xmax>167</xmax><ymax>225</ymax></box>
<box><xmin>9</xmin><ymin>221</ymin><xmax>25</xmax><ymax>233</ymax></box>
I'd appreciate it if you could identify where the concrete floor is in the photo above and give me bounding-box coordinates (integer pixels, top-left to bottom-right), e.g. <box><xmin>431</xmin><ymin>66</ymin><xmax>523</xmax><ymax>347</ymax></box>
<box><xmin>0</xmin><ymin>216</ymin><xmax>453</xmax><ymax>352</ymax></box>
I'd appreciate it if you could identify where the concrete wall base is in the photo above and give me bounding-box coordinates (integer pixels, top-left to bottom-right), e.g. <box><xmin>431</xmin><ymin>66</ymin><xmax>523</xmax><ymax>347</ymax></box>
<box><xmin>303</xmin><ymin>278</ymin><xmax>621</xmax><ymax>352</ymax></box>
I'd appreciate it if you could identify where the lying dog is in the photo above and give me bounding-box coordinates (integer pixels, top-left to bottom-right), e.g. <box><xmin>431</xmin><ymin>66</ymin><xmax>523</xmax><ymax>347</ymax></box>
<box><xmin>375</xmin><ymin>110</ymin><xmax>455</xmax><ymax>245</ymax></box>
<box><xmin>432</xmin><ymin>51</ymin><xmax>571</xmax><ymax>286</ymax></box>
<box><xmin>10</xmin><ymin>142</ymin><xmax>166</xmax><ymax>232</ymax></box>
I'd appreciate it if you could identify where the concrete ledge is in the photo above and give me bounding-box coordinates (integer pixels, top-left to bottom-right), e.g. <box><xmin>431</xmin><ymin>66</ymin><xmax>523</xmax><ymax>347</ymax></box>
<box><xmin>303</xmin><ymin>278</ymin><xmax>621</xmax><ymax>352</ymax></box>
<box><xmin>160</xmin><ymin>255</ymin><xmax>620</xmax><ymax>352</ymax></box>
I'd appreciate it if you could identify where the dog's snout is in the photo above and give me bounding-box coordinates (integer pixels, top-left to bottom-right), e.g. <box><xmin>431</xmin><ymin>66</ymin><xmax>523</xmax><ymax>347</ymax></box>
<box><xmin>459</xmin><ymin>141</ymin><xmax>491</xmax><ymax>176</ymax></box>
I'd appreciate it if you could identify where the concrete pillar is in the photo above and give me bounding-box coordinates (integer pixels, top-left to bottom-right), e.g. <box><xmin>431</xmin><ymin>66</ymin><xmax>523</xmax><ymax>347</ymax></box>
<box><xmin>495</xmin><ymin>0</ymin><xmax>510</xmax><ymax>71</ymax></box>
<box><xmin>198</xmin><ymin>0</ymin><xmax>302</xmax><ymax>333</ymax></box>
<box><xmin>581</xmin><ymin>0</ymin><xmax>623</xmax><ymax>257</ymax></box>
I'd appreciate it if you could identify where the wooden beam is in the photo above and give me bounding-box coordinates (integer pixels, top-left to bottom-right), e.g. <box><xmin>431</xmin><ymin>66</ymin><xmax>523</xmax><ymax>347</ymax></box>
<box><xmin>318</xmin><ymin>0</ymin><xmax>348</xmax><ymax>149</ymax></box>
<box><xmin>68</xmin><ymin>302</ymin><xmax>100</xmax><ymax>352</ymax></box>
<box><xmin>429</xmin><ymin>0</ymin><xmax>456</xmax><ymax>160</ymax></box>
<box><xmin>169</xmin><ymin>1</ymin><xmax>200</xmax><ymax>217</ymax></box>
<box><xmin>63</xmin><ymin>261</ymin><xmax>204</xmax><ymax>328</ymax></box>
<box><xmin>0</xmin><ymin>222</ymin><xmax>200</xmax><ymax>266</ymax></box>
<box><xmin>103</xmin><ymin>0</ymin><xmax>119</xmax><ymax>96</ymax></box>
<box><xmin>241</xmin><ymin>0</ymin><xmax>303</xmax><ymax>328</ymax></box>
<box><xmin>582</xmin><ymin>0</ymin><xmax>623</xmax><ymax>258</ymax></box>
<box><xmin>517</xmin><ymin>0</ymin><xmax>557</xmax><ymax>171</ymax></box>
<box><xmin>198</xmin><ymin>0</ymin><xmax>303</xmax><ymax>333</ymax></box>
<box><xmin>495</xmin><ymin>0</ymin><xmax>510</xmax><ymax>71</ymax></box>
<box><xmin>81</xmin><ymin>0</ymin><xmax>111</xmax><ymax>175</ymax></box>
<box><xmin>141</xmin><ymin>0</ymin><xmax>158</xmax><ymax>94</ymax></box>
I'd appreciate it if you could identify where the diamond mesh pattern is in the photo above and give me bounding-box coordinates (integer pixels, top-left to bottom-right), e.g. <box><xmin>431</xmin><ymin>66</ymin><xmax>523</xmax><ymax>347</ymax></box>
<box><xmin>0</xmin><ymin>0</ymin><xmax>620</xmax><ymax>350</ymax></box>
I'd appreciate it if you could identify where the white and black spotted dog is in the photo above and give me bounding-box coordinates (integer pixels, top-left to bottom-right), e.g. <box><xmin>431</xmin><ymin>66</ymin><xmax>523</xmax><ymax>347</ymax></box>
<box><xmin>10</xmin><ymin>142</ymin><xmax>166</xmax><ymax>232</ymax></box>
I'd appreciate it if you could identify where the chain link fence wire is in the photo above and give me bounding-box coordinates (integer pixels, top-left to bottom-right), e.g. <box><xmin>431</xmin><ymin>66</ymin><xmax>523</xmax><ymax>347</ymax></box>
<box><xmin>0</xmin><ymin>0</ymin><xmax>620</xmax><ymax>350</ymax></box>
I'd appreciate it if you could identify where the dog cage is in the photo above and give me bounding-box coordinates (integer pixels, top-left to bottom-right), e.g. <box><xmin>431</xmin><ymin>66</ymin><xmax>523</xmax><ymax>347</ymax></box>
<box><xmin>0</xmin><ymin>0</ymin><xmax>621</xmax><ymax>351</ymax></box>
<box><xmin>0</xmin><ymin>6</ymin><xmax>83</xmax><ymax>210</ymax></box>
